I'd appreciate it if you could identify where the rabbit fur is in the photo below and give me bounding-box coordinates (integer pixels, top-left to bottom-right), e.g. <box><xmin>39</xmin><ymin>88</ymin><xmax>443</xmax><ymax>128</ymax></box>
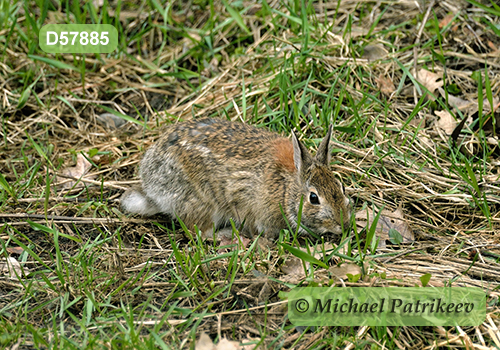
<box><xmin>121</xmin><ymin>118</ymin><xmax>351</xmax><ymax>239</ymax></box>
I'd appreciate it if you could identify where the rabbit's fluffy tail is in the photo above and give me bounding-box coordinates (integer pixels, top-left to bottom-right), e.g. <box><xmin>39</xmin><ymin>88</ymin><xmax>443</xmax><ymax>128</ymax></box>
<box><xmin>120</xmin><ymin>188</ymin><xmax>160</xmax><ymax>216</ymax></box>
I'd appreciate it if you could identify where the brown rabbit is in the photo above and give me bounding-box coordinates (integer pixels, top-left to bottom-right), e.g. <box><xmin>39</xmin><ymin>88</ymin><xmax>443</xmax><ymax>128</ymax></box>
<box><xmin>121</xmin><ymin>118</ymin><xmax>351</xmax><ymax>239</ymax></box>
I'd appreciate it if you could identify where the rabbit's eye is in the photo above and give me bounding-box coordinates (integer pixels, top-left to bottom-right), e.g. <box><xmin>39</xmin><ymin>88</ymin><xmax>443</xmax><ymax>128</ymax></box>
<box><xmin>309</xmin><ymin>192</ymin><xmax>320</xmax><ymax>205</ymax></box>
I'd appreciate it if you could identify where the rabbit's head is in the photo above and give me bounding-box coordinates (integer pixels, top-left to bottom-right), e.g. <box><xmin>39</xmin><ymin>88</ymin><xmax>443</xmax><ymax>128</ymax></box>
<box><xmin>289</xmin><ymin>126</ymin><xmax>351</xmax><ymax>235</ymax></box>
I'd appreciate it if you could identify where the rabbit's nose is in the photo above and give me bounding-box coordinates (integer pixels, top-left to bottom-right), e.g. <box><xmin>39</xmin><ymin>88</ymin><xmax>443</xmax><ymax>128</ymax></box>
<box><xmin>341</xmin><ymin>206</ymin><xmax>352</xmax><ymax>221</ymax></box>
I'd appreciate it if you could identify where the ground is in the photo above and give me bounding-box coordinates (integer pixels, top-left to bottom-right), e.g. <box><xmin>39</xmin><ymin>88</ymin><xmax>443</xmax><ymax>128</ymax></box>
<box><xmin>0</xmin><ymin>0</ymin><xmax>500</xmax><ymax>349</ymax></box>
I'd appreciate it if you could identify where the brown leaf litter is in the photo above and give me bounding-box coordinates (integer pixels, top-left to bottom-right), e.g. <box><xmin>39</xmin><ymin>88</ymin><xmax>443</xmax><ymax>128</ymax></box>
<box><xmin>355</xmin><ymin>204</ymin><xmax>415</xmax><ymax>249</ymax></box>
<box><xmin>415</xmin><ymin>68</ymin><xmax>443</xmax><ymax>100</ymax></box>
<box><xmin>375</xmin><ymin>74</ymin><xmax>395</xmax><ymax>97</ymax></box>
<box><xmin>55</xmin><ymin>153</ymin><xmax>95</xmax><ymax>189</ymax></box>
<box><xmin>0</xmin><ymin>257</ymin><xmax>25</xmax><ymax>280</ymax></box>
<box><xmin>434</xmin><ymin>110</ymin><xmax>457</xmax><ymax>135</ymax></box>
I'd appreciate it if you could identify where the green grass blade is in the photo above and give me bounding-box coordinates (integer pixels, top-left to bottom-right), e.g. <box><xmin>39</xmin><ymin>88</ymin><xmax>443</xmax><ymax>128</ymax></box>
<box><xmin>280</xmin><ymin>242</ymin><xmax>328</xmax><ymax>268</ymax></box>
<box><xmin>221</xmin><ymin>0</ymin><xmax>251</xmax><ymax>35</ymax></box>
<box><xmin>28</xmin><ymin>55</ymin><xmax>78</xmax><ymax>71</ymax></box>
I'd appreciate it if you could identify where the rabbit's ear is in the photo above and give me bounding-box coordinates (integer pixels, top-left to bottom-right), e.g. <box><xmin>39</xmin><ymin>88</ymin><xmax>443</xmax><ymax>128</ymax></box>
<box><xmin>292</xmin><ymin>131</ymin><xmax>313</xmax><ymax>174</ymax></box>
<box><xmin>315</xmin><ymin>124</ymin><xmax>332</xmax><ymax>165</ymax></box>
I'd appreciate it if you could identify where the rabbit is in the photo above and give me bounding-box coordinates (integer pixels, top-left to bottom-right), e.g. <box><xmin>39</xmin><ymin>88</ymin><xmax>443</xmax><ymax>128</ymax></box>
<box><xmin>120</xmin><ymin>118</ymin><xmax>352</xmax><ymax>240</ymax></box>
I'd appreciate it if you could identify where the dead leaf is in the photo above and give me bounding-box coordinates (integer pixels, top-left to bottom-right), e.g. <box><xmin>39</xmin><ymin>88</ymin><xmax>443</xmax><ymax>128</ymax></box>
<box><xmin>439</xmin><ymin>13</ymin><xmax>454</xmax><ymax>28</ymax></box>
<box><xmin>438</xmin><ymin>89</ymin><xmax>476</xmax><ymax>113</ymax></box>
<box><xmin>438</xmin><ymin>88</ymin><xmax>500</xmax><ymax>116</ymax></box>
<box><xmin>419</xmin><ymin>135</ymin><xmax>435</xmax><ymax>150</ymax></box>
<box><xmin>416</xmin><ymin>69</ymin><xmax>443</xmax><ymax>98</ymax></box>
<box><xmin>280</xmin><ymin>257</ymin><xmax>304</xmax><ymax>275</ymax></box>
<box><xmin>362</xmin><ymin>44</ymin><xmax>388</xmax><ymax>61</ymax></box>
<box><xmin>6</xmin><ymin>247</ymin><xmax>24</xmax><ymax>255</ymax></box>
<box><xmin>258</xmin><ymin>281</ymin><xmax>272</xmax><ymax>303</ymax></box>
<box><xmin>375</xmin><ymin>75</ymin><xmax>395</xmax><ymax>97</ymax></box>
<box><xmin>280</xmin><ymin>257</ymin><xmax>307</xmax><ymax>284</ymax></box>
<box><xmin>487</xmin><ymin>137</ymin><xmax>499</xmax><ymax>146</ymax></box>
<box><xmin>217</xmin><ymin>338</ymin><xmax>240</xmax><ymax>350</ymax></box>
<box><xmin>218</xmin><ymin>233</ymin><xmax>251</xmax><ymax>254</ymax></box>
<box><xmin>233</xmin><ymin>274</ymin><xmax>277</xmax><ymax>306</ymax></box>
<box><xmin>97</xmin><ymin>113</ymin><xmax>127</xmax><ymax>129</ymax></box>
<box><xmin>487</xmin><ymin>40</ymin><xmax>497</xmax><ymax>52</ymax></box>
<box><xmin>195</xmin><ymin>333</ymin><xmax>242</xmax><ymax>350</ymax></box>
<box><xmin>0</xmin><ymin>257</ymin><xmax>24</xmax><ymax>280</ymax></box>
<box><xmin>435</xmin><ymin>110</ymin><xmax>457</xmax><ymax>135</ymax></box>
<box><xmin>56</xmin><ymin>153</ymin><xmax>94</xmax><ymax>189</ymax></box>
<box><xmin>241</xmin><ymin>337</ymin><xmax>263</xmax><ymax>350</ymax></box>
<box><xmin>196</xmin><ymin>333</ymin><xmax>216</xmax><ymax>350</ymax></box>
<box><xmin>329</xmin><ymin>263</ymin><xmax>362</xmax><ymax>280</ymax></box>
<box><xmin>355</xmin><ymin>204</ymin><xmax>415</xmax><ymax>249</ymax></box>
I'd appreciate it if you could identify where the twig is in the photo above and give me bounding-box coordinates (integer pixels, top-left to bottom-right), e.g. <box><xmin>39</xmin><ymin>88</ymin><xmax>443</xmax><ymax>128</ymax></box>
<box><xmin>0</xmin><ymin>213</ymin><xmax>172</xmax><ymax>225</ymax></box>
<box><xmin>413</xmin><ymin>0</ymin><xmax>436</xmax><ymax>105</ymax></box>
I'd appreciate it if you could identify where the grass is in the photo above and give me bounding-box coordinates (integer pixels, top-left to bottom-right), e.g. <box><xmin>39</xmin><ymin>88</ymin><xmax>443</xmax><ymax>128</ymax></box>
<box><xmin>1</xmin><ymin>0</ymin><xmax>500</xmax><ymax>348</ymax></box>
